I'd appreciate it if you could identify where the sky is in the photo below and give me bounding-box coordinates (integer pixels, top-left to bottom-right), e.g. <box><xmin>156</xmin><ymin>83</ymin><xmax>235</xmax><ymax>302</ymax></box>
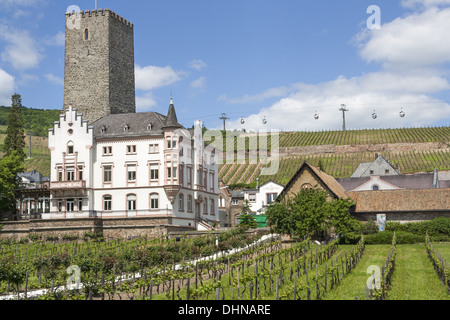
<box><xmin>0</xmin><ymin>0</ymin><xmax>450</xmax><ymax>132</ymax></box>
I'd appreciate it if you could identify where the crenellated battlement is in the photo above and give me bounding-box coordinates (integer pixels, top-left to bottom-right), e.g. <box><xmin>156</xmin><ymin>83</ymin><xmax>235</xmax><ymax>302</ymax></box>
<box><xmin>65</xmin><ymin>8</ymin><xmax>134</xmax><ymax>29</ymax></box>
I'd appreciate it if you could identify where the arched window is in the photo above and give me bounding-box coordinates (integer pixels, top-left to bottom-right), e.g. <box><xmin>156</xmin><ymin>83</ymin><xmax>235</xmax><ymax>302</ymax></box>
<box><xmin>372</xmin><ymin>185</ymin><xmax>380</xmax><ymax>191</ymax></box>
<box><xmin>84</xmin><ymin>28</ymin><xmax>89</xmax><ymax>40</ymax></box>
<box><xmin>127</xmin><ymin>194</ymin><xmax>136</xmax><ymax>211</ymax></box>
<box><xmin>67</xmin><ymin>141</ymin><xmax>74</xmax><ymax>154</ymax></box>
<box><xmin>150</xmin><ymin>193</ymin><xmax>159</xmax><ymax>209</ymax></box>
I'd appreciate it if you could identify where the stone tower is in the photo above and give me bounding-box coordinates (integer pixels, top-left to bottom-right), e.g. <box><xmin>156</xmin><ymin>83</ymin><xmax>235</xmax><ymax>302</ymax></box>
<box><xmin>63</xmin><ymin>8</ymin><xmax>136</xmax><ymax>123</ymax></box>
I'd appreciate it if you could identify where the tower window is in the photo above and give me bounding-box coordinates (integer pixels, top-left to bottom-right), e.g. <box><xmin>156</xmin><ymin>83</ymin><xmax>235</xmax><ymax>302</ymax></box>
<box><xmin>84</xmin><ymin>28</ymin><xmax>89</xmax><ymax>41</ymax></box>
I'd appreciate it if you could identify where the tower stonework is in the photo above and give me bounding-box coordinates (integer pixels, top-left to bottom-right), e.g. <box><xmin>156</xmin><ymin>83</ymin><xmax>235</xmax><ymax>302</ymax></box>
<box><xmin>63</xmin><ymin>9</ymin><xmax>136</xmax><ymax>123</ymax></box>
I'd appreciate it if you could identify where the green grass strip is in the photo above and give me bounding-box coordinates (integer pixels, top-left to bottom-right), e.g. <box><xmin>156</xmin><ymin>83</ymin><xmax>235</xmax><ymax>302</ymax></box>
<box><xmin>387</xmin><ymin>244</ymin><xmax>450</xmax><ymax>300</ymax></box>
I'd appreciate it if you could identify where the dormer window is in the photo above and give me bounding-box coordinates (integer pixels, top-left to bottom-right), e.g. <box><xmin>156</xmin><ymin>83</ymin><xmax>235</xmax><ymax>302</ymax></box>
<box><xmin>67</xmin><ymin>141</ymin><xmax>74</xmax><ymax>154</ymax></box>
<box><xmin>124</xmin><ymin>124</ymin><xmax>130</xmax><ymax>132</ymax></box>
<box><xmin>147</xmin><ymin>123</ymin><xmax>152</xmax><ymax>131</ymax></box>
<box><xmin>100</xmin><ymin>125</ymin><xmax>106</xmax><ymax>134</ymax></box>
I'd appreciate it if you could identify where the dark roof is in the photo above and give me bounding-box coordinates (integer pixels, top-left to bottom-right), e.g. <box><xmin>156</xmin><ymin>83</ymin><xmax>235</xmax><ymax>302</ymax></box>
<box><xmin>92</xmin><ymin>98</ymin><xmax>184</xmax><ymax>138</ymax></box>
<box><xmin>91</xmin><ymin>112</ymin><xmax>171</xmax><ymax>138</ymax></box>
<box><xmin>17</xmin><ymin>170</ymin><xmax>48</xmax><ymax>183</ymax></box>
<box><xmin>230</xmin><ymin>190</ymin><xmax>244</xmax><ymax>198</ymax></box>
<box><xmin>162</xmin><ymin>98</ymin><xmax>183</xmax><ymax>129</ymax></box>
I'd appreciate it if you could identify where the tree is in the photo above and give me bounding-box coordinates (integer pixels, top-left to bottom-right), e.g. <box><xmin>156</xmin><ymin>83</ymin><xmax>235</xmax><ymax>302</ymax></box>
<box><xmin>3</xmin><ymin>94</ymin><xmax>26</xmax><ymax>160</ymax></box>
<box><xmin>0</xmin><ymin>150</ymin><xmax>25</xmax><ymax>213</ymax></box>
<box><xmin>238</xmin><ymin>200</ymin><xmax>258</xmax><ymax>230</ymax></box>
<box><xmin>266</xmin><ymin>187</ymin><xmax>359</xmax><ymax>242</ymax></box>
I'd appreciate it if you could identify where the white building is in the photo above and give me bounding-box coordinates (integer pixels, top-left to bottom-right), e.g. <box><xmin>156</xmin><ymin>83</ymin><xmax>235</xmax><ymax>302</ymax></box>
<box><xmin>243</xmin><ymin>180</ymin><xmax>284</xmax><ymax>214</ymax></box>
<box><xmin>47</xmin><ymin>99</ymin><xmax>219</xmax><ymax>229</ymax></box>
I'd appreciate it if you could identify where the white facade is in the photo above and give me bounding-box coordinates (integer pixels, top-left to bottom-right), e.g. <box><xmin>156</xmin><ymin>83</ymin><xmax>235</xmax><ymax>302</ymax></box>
<box><xmin>351</xmin><ymin>176</ymin><xmax>401</xmax><ymax>191</ymax></box>
<box><xmin>47</xmin><ymin>105</ymin><xmax>219</xmax><ymax>229</ymax></box>
<box><xmin>244</xmin><ymin>181</ymin><xmax>284</xmax><ymax>214</ymax></box>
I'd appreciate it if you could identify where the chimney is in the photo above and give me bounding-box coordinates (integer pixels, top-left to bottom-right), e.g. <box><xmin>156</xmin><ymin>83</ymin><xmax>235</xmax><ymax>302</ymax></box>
<box><xmin>256</xmin><ymin>177</ymin><xmax>259</xmax><ymax>190</ymax></box>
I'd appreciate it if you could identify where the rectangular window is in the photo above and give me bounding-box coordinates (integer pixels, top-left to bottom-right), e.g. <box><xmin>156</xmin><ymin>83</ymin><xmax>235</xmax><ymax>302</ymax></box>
<box><xmin>197</xmin><ymin>170</ymin><xmax>202</xmax><ymax>185</ymax></box>
<box><xmin>103</xmin><ymin>146</ymin><xmax>113</xmax><ymax>156</ymax></box>
<box><xmin>149</xmin><ymin>144</ymin><xmax>159</xmax><ymax>153</ymax></box>
<box><xmin>68</xmin><ymin>145</ymin><xmax>74</xmax><ymax>154</ymax></box>
<box><xmin>103</xmin><ymin>166</ymin><xmax>112</xmax><ymax>183</ymax></box>
<box><xmin>173</xmin><ymin>163</ymin><xmax>177</xmax><ymax>179</ymax></box>
<box><xmin>204</xmin><ymin>170</ymin><xmax>207</xmax><ymax>189</ymax></box>
<box><xmin>179</xmin><ymin>194</ymin><xmax>184</xmax><ymax>211</ymax></box>
<box><xmin>150</xmin><ymin>164</ymin><xmax>159</xmax><ymax>180</ymax></box>
<box><xmin>128</xmin><ymin>165</ymin><xmax>136</xmax><ymax>182</ymax></box>
<box><xmin>167</xmin><ymin>139</ymin><xmax>172</xmax><ymax>149</ymax></box>
<box><xmin>167</xmin><ymin>167</ymin><xmax>172</xmax><ymax>179</ymax></box>
<box><xmin>78</xmin><ymin>166</ymin><xmax>83</xmax><ymax>181</ymax></box>
<box><xmin>66</xmin><ymin>199</ymin><xmax>74</xmax><ymax>212</ymax></box>
<box><xmin>104</xmin><ymin>195</ymin><xmax>112</xmax><ymax>211</ymax></box>
<box><xmin>249</xmin><ymin>194</ymin><xmax>256</xmax><ymax>202</ymax></box>
<box><xmin>58</xmin><ymin>168</ymin><xmax>63</xmax><ymax>181</ymax></box>
<box><xmin>58</xmin><ymin>200</ymin><xmax>63</xmax><ymax>212</ymax></box>
<box><xmin>187</xmin><ymin>167</ymin><xmax>192</xmax><ymax>185</ymax></box>
<box><xmin>150</xmin><ymin>194</ymin><xmax>159</xmax><ymax>209</ymax></box>
<box><xmin>203</xmin><ymin>198</ymin><xmax>208</xmax><ymax>214</ymax></box>
<box><xmin>187</xmin><ymin>196</ymin><xmax>192</xmax><ymax>212</ymax></box>
<box><xmin>210</xmin><ymin>199</ymin><xmax>215</xmax><ymax>215</ymax></box>
<box><xmin>67</xmin><ymin>168</ymin><xmax>75</xmax><ymax>181</ymax></box>
<box><xmin>127</xmin><ymin>145</ymin><xmax>137</xmax><ymax>154</ymax></box>
<box><xmin>78</xmin><ymin>199</ymin><xmax>83</xmax><ymax>212</ymax></box>
<box><xmin>266</xmin><ymin>193</ymin><xmax>277</xmax><ymax>205</ymax></box>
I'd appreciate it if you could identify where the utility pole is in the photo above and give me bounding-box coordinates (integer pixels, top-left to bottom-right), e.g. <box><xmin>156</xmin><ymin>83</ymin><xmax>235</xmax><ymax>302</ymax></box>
<box><xmin>339</xmin><ymin>104</ymin><xmax>348</xmax><ymax>131</ymax></box>
<box><xmin>219</xmin><ymin>113</ymin><xmax>230</xmax><ymax>131</ymax></box>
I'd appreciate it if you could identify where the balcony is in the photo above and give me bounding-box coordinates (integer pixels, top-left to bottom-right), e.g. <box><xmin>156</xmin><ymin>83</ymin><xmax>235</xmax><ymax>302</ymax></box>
<box><xmin>50</xmin><ymin>180</ymin><xmax>86</xmax><ymax>190</ymax></box>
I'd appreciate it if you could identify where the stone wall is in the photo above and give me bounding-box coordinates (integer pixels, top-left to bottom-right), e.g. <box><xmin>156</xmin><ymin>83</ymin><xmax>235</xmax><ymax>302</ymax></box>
<box><xmin>352</xmin><ymin>211</ymin><xmax>450</xmax><ymax>223</ymax></box>
<box><xmin>0</xmin><ymin>217</ymin><xmax>194</xmax><ymax>241</ymax></box>
<box><xmin>277</xmin><ymin>142</ymin><xmax>448</xmax><ymax>157</ymax></box>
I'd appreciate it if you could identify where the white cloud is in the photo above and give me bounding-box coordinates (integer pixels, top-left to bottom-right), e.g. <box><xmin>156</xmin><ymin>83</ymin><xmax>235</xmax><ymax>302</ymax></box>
<box><xmin>356</xmin><ymin>7</ymin><xmax>450</xmax><ymax>69</ymax></box>
<box><xmin>0</xmin><ymin>0</ymin><xmax>43</xmax><ymax>7</ymax></box>
<box><xmin>188</xmin><ymin>59</ymin><xmax>207</xmax><ymax>70</ymax></box>
<box><xmin>227</xmin><ymin>74</ymin><xmax>450</xmax><ymax>131</ymax></box>
<box><xmin>0</xmin><ymin>25</ymin><xmax>42</xmax><ymax>70</ymax></box>
<box><xmin>401</xmin><ymin>0</ymin><xmax>450</xmax><ymax>9</ymax></box>
<box><xmin>44</xmin><ymin>31</ymin><xmax>65</xmax><ymax>47</ymax></box>
<box><xmin>190</xmin><ymin>77</ymin><xmax>206</xmax><ymax>90</ymax></box>
<box><xmin>136</xmin><ymin>92</ymin><xmax>158</xmax><ymax>112</ymax></box>
<box><xmin>225</xmin><ymin>4</ymin><xmax>450</xmax><ymax>131</ymax></box>
<box><xmin>44</xmin><ymin>73</ymin><xmax>63</xmax><ymax>86</ymax></box>
<box><xmin>135</xmin><ymin>65</ymin><xmax>184</xmax><ymax>91</ymax></box>
<box><xmin>0</xmin><ymin>68</ymin><xmax>15</xmax><ymax>105</ymax></box>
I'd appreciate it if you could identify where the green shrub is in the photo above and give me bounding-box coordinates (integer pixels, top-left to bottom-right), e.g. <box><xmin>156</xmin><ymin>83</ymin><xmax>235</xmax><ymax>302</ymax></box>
<box><xmin>361</xmin><ymin>218</ymin><xmax>379</xmax><ymax>235</ymax></box>
<box><xmin>385</xmin><ymin>217</ymin><xmax>450</xmax><ymax>238</ymax></box>
<box><xmin>364</xmin><ymin>231</ymin><xmax>424</xmax><ymax>244</ymax></box>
